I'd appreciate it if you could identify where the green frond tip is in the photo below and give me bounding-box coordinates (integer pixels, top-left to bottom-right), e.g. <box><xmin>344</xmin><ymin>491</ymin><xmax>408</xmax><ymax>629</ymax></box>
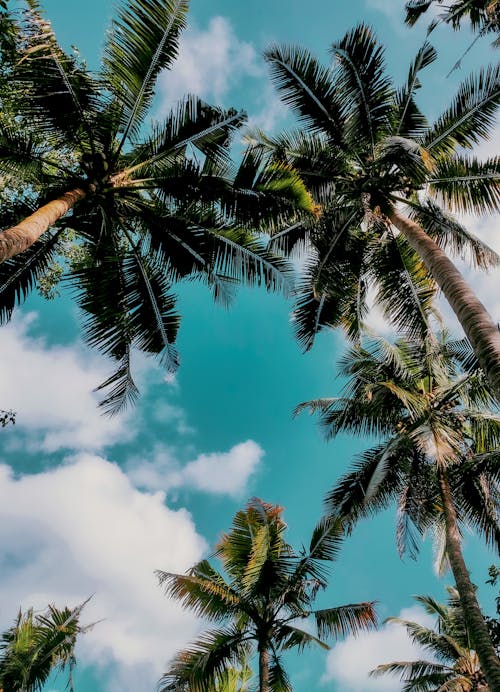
<box><xmin>258</xmin><ymin>162</ymin><xmax>321</xmax><ymax>218</ymax></box>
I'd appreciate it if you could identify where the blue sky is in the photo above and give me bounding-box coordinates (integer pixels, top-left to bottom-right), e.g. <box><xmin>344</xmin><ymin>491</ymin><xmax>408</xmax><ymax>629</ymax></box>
<box><xmin>0</xmin><ymin>1</ymin><xmax>499</xmax><ymax>691</ymax></box>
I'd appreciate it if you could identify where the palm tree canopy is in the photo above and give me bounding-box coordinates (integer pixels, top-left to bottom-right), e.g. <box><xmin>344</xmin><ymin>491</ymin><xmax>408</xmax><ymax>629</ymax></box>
<box><xmin>258</xmin><ymin>25</ymin><xmax>499</xmax><ymax>353</ymax></box>
<box><xmin>372</xmin><ymin>588</ymin><xmax>488</xmax><ymax>691</ymax></box>
<box><xmin>297</xmin><ymin>333</ymin><xmax>500</xmax><ymax>563</ymax></box>
<box><xmin>405</xmin><ymin>0</ymin><xmax>500</xmax><ymax>44</ymax></box>
<box><xmin>0</xmin><ymin>599</ymin><xmax>91</xmax><ymax>692</ymax></box>
<box><xmin>0</xmin><ymin>0</ymin><xmax>315</xmax><ymax>413</ymax></box>
<box><xmin>157</xmin><ymin>498</ymin><xmax>376</xmax><ymax>691</ymax></box>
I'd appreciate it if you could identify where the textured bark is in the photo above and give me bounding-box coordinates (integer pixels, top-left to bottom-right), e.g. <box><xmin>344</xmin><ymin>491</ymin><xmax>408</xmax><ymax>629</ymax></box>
<box><xmin>390</xmin><ymin>209</ymin><xmax>500</xmax><ymax>402</ymax></box>
<box><xmin>259</xmin><ymin>645</ymin><xmax>269</xmax><ymax>692</ymax></box>
<box><xmin>0</xmin><ymin>188</ymin><xmax>86</xmax><ymax>262</ymax></box>
<box><xmin>439</xmin><ymin>469</ymin><xmax>500</xmax><ymax>691</ymax></box>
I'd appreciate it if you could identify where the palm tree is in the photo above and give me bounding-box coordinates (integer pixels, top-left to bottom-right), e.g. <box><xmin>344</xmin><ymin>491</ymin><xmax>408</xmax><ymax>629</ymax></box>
<box><xmin>157</xmin><ymin>497</ymin><xmax>376</xmax><ymax>692</ymax></box>
<box><xmin>405</xmin><ymin>0</ymin><xmax>500</xmax><ymax>45</ymax></box>
<box><xmin>372</xmin><ymin>588</ymin><xmax>489</xmax><ymax>691</ymax></box>
<box><xmin>0</xmin><ymin>599</ymin><xmax>91</xmax><ymax>691</ymax></box>
<box><xmin>0</xmin><ymin>0</ymin><xmax>314</xmax><ymax>413</ymax></box>
<box><xmin>259</xmin><ymin>25</ymin><xmax>500</xmax><ymax>398</ymax></box>
<box><xmin>297</xmin><ymin>334</ymin><xmax>500</xmax><ymax>688</ymax></box>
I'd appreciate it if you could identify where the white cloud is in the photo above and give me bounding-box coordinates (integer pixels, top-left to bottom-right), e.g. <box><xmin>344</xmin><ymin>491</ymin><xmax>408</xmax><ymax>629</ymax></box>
<box><xmin>128</xmin><ymin>439</ymin><xmax>264</xmax><ymax>498</ymax></box>
<box><xmin>158</xmin><ymin>16</ymin><xmax>261</xmax><ymax>108</ymax></box>
<box><xmin>151</xmin><ymin>400</ymin><xmax>194</xmax><ymax>435</ymax></box>
<box><xmin>0</xmin><ymin>455</ymin><xmax>207</xmax><ymax>689</ymax></box>
<box><xmin>323</xmin><ymin>606</ymin><xmax>435</xmax><ymax>691</ymax></box>
<box><xmin>0</xmin><ymin>313</ymin><xmax>133</xmax><ymax>452</ymax></box>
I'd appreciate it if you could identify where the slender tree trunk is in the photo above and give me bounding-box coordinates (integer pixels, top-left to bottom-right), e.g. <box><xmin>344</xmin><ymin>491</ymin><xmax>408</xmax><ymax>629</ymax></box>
<box><xmin>438</xmin><ymin>468</ymin><xmax>500</xmax><ymax>690</ymax></box>
<box><xmin>258</xmin><ymin>645</ymin><xmax>269</xmax><ymax>692</ymax></box>
<box><xmin>390</xmin><ymin>209</ymin><xmax>500</xmax><ymax>401</ymax></box>
<box><xmin>0</xmin><ymin>188</ymin><xmax>86</xmax><ymax>262</ymax></box>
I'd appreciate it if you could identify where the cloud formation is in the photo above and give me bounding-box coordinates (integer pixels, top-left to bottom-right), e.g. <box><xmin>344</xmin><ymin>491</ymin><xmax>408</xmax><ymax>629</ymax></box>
<box><xmin>323</xmin><ymin>606</ymin><xmax>435</xmax><ymax>691</ymax></box>
<box><xmin>0</xmin><ymin>313</ymin><xmax>133</xmax><ymax>452</ymax></box>
<box><xmin>0</xmin><ymin>455</ymin><xmax>207</xmax><ymax>689</ymax></box>
<box><xmin>128</xmin><ymin>439</ymin><xmax>264</xmax><ymax>497</ymax></box>
<box><xmin>158</xmin><ymin>16</ymin><xmax>261</xmax><ymax>108</ymax></box>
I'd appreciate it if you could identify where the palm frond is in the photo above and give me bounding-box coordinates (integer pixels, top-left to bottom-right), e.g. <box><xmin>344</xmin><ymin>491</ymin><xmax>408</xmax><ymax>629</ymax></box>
<box><xmin>393</xmin><ymin>41</ymin><xmax>436</xmax><ymax>137</ymax></box>
<box><xmin>429</xmin><ymin>154</ymin><xmax>500</xmax><ymax>215</ymax></box>
<box><xmin>278</xmin><ymin>625</ymin><xmax>329</xmax><ymax>653</ymax></box>
<box><xmin>425</xmin><ymin>63</ymin><xmax>500</xmax><ymax>155</ymax></box>
<box><xmin>0</xmin><ymin>229</ymin><xmax>62</xmax><ymax>324</ymax></box>
<box><xmin>127</xmin><ymin>97</ymin><xmax>246</xmax><ymax>176</ymax></box>
<box><xmin>404</xmin><ymin>1</ymin><xmax>436</xmax><ymax>27</ymax></box>
<box><xmin>370</xmin><ymin>230</ymin><xmax>437</xmax><ymax>339</ymax></box>
<box><xmin>371</xmin><ymin>659</ymin><xmax>452</xmax><ymax>684</ymax></box>
<box><xmin>14</xmin><ymin>2</ymin><xmax>98</xmax><ymax>147</ymax></box>
<box><xmin>263</xmin><ymin>44</ymin><xmax>345</xmax><ymax>144</ymax></box>
<box><xmin>268</xmin><ymin>652</ymin><xmax>292</xmax><ymax>692</ymax></box>
<box><xmin>104</xmin><ymin>0</ymin><xmax>189</xmax><ymax>145</ymax></box>
<box><xmin>329</xmin><ymin>23</ymin><xmax>393</xmax><ymax>152</ymax></box>
<box><xmin>324</xmin><ymin>444</ymin><xmax>407</xmax><ymax>524</ymax></box>
<box><xmin>409</xmin><ymin>198</ymin><xmax>500</xmax><ymax>269</ymax></box>
<box><xmin>94</xmin><ymin>348</ymin><xmax>139</xmax><ymax>415</ymax></box>
<box><xmin>159</xmin><ymin>626</ymin><xmax>247</xmax><ymax>692</ymax></box>
<box><xmin>314</xmin><ymin>602</ymin><xmax>377</xmax><ymax>640</ymax></box>
<box><xmin>156</xmin><ymin>562</ymin><xmax>240</xmax><ymax>621</ymax></box>
<box><xmin>0</xmin><ymin>119</ymin><xmax>59</xmax><ymax>183</ymax></box>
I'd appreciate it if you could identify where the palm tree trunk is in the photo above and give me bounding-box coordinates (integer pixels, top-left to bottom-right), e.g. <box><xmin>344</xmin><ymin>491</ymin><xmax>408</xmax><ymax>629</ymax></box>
<box><xmin>258</xmin><ymin>645</ymin><xmax>269</xmax><ymax>692</ymax></box>
<box><xmin>389</xmin><ymin>209</ymin><xmax>500</xmax><ymax>401</ymax></box>
<box><xmin>438</xmin><ymin>468</ymin><xmax>500</xmax><ymax>690</ymax></box>
<box><xmin>0</xmin><ymin>188</ymin><xmax>86</xmax><ymax>262</ymax></box>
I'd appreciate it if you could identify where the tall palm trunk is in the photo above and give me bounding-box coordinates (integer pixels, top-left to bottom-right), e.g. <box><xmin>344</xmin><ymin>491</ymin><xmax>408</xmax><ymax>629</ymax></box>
<box><xmin>390</xmin><ymin>209</ymin><xmax>500</xmax><ymax>401</ymax></box>
<box><xmin>0</xmin><ymin>188</ymin><xmax>86</xmax><ymax>262</ymax></box>
<box><xmin>258</xmin><ymin>644</ymin><xmax>269</xmax><ymax>692</ymax></box>
<box><xmin>438</xmin><ymin>467</ymin><xmax>500</xmax><ymax>690</ymax></box>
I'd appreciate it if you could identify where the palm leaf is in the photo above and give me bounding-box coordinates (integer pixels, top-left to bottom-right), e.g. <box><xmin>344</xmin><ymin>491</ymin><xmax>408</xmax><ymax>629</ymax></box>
<box><xmin>393</xmin><ymin>41</ymin><xmax>436</xmax><ymax>137</ymax></box>
<box><xmin>94</xmin><ymin>348</ymin><xmax>139</xmax><ymax>415</ymax></box>
<box><xmin>126</xmin><ymin>97</ymin><xmax>246</xmax><ymax>176</ymax></box>
<box><xmin>157</xmin><ymin>562</ymin><xmax>240</xmax><ymax>621</ymax></box>
<box><xmin>370</xmin><ymin>231</ymin><xmax>437</xmax><ymax>339</ymax></box>
<box><xmin>314</xmin><ymin>602</ymin><xmax>377</xmax><ymax>639</ymax></box>
<box><xmin>159</xmin><ymin>626</ymin><xmax>247</xmax><ymax>692</ymax></box>
<box><xmin>329</xmin><ymin>23</ymin><xmax>393</xmax><ymax>152</ymax></box>
<box><xmin>424</xmin><ymin>63</ymin><xmax>500</xmax><ymax>155</ymax></box>
<box><xmin>0</xmin><ymin>229</ymin><xmax>62</xmax><ymax>324</ymax></box>
<box><xmin>429</xmin><ymin>154</ymin><xmax>500</xmax><ymax>215</ymax></box>
<box><xmin>14</xmin><ymin>1</ymin><xmax>98</xmax><ymax>147</ymax></box>
<box><xmin>409</xmin><ymin>198</ymin><xmax>500</xmax><ymax>269</ymax></box>
<box><xmin>263</xmin><ymin>44</ymin><xmax>345</xmax><ymax>144</ymax></box>
<box><xmin>104</xmin><ymin>0</ymin><xmax>189</xmax><ymax>145</ymax></box>
<box><xmin>268</xmin><ymin>652</ymin><xmax>292</xmax><ymax>692</ymax></box>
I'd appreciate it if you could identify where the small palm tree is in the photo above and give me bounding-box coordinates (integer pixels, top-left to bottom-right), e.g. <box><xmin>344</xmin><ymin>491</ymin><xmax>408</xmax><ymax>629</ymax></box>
<box><xmin>260</xmin><ymin>25</ymin><xmax>500</xmax><ymax>398</ymax></box>
<box><xmin>0</xmin><ymin>600</ymin><xmax>91</xmax><ymax>691</ymax></box>
<box><xmin>372</xmin><ymin>588</ymin><xmax>488</xmax><ymax>691</ymax></box>
<box><xmin>157</xmin><ymin>498</ymin><xmax>376</xmax><ymax>692</ymax></box>
<box><xmin>297</xmin><ymin>334</ymin><xmax>500</xmax><ymax>688</ymax></box>
<box><xmin>0</xmin><ymin>0</ymin><xmax>313</xmax><ymax>412</ymax></box>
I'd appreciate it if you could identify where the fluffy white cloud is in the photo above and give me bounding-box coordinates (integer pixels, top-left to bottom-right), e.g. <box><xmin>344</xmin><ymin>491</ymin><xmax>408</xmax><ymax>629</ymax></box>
<box><xmin>128</xmin><ymin>439</ymin><xmax>264</xmax><ymax>497</ymax></box>
<box><xmin>158</xmin><ymin>16</ymin><xmax>261</xmax><ymax>108</ymax></box>
<box><xmin>0</xmin><ymin>455</ymin><xmax>207</xmax><ymax>689</ymax></box>
<box><xmin>323</xmin><ymin>606</ymin><xmax>435</xmax><ymax>691</ymax></box>
<box><xmin>0</xmin><ymin>313</ymin><xmax>133</xmax><ymax>452</ymax></box>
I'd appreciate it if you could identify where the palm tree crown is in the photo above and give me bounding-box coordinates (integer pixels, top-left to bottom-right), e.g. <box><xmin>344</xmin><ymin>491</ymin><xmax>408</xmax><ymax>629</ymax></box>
<box><xmin>157</xmin><ymin>498</ymin><xmax>376</xmax><ymax>692</ymax></box>
<box><xmin>260</xmin><ymin>24</ymin><xmax>500</xmax><ymax>397</ymax></box>
<box><xmin>405</xmin><ymin>0</ymin><xmax>500</xmax><ymax>45</ymax></box>
<box><xmin>0</xmin><ymin>0</ymin><xmax>314</xmax><ymax>413</ymax></box>
<box><xmin>372</xmin><ymin>588</ymin><xmax>488</xmax><ymax>691</ymax></box>
<box><xmin>298</xmin><ymin>333</ymin><xmax>500</xmax><ymax>687</ymax></box>
<box><xmin>0</xmin><ymin>600</ymin><xmax>91</xmax><ymax>692</ymax></box>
